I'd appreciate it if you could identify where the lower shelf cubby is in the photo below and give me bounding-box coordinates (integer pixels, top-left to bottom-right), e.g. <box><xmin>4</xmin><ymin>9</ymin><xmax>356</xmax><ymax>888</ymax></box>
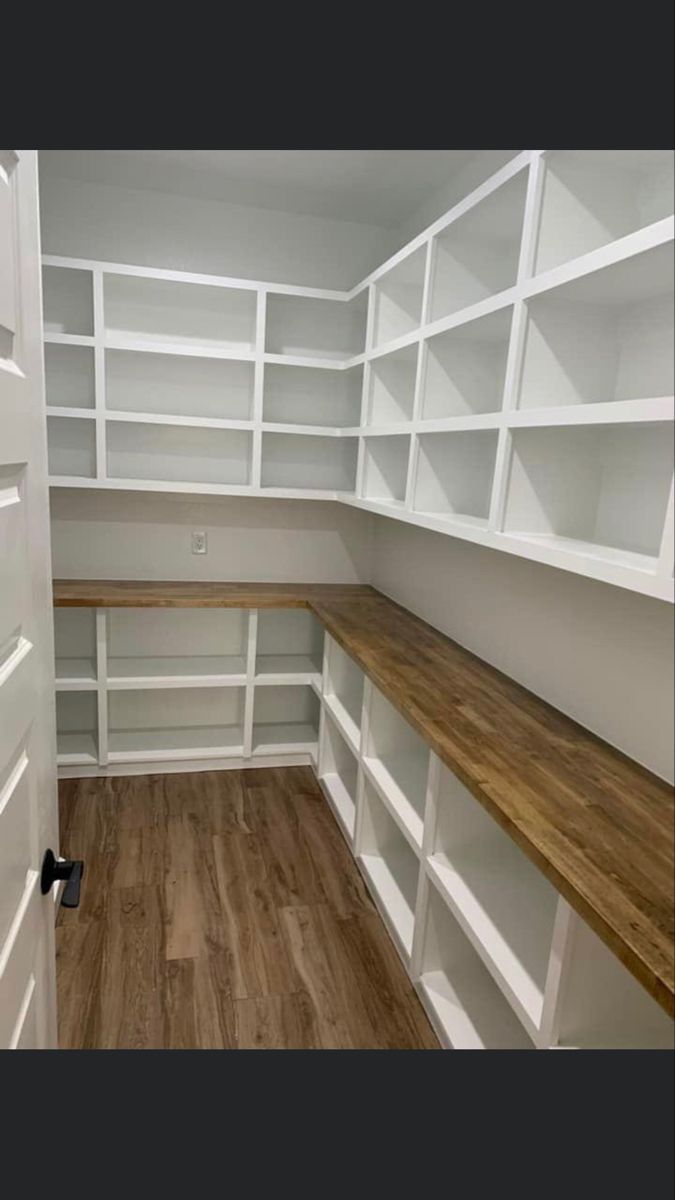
<box><xmin>359</xmin><ymin>777</ymin><xmax>420</xmax><ymax>959</ymax></box>
<box><xmin>55</xmin><ymin>692</ymin><xmax>98</xmax><ymax>765</ymax></box>
<box><xmin>106</xmin><ymin>607</ymin><xmax>248</xmax><ymax>687</ymax></box>
<box><xmin>428</xmin><ymin>764</ymin><xmax>558</xmax><ymax>1031</ymax></box>
<box><xmin>54</xmin><ymin>607</ymin><xmax>97</xmax><ymax>688</ymax></box>
<box><xmin>106</xmin><ymin>421</ymin><xmax>252</xmax><ymax>487</ymax></box>
<box><xmin>418</xmin><ymin>879</ymin><xmax>535</xmax><ymax>1050</ymax></box>
<box><xmin>108</xmin><ymin>687</ymin><xmax>245</xmax><ymax>762</ymax></box>
<box><xmin>261</xmin><ymin>433</ymin><xmax>358</xmax><ymax>492</ymax></box>
<box><xmin>363</xmin><ymin>685</ymin><xmax>429</xmax><ymax>849</ymax></box>
<box><xmin>318</xmin><ymin>708</ymin><xmax>359</xmax><ymax>840</ymax></box>
<box><xmin>361</xmin><ymin>435</ymin><xmax>410</xmax><ymax>505</ymax></box>
<box><xmin>252</xmin><ymin>684</ymin><xmax>320</xmax><ymax>756</ymax></box>
<box><xmin>413</xmin><ymin>429</ymin><xmax>498</xmax><ymax>527</ymax></box>
<box><xmin>324</xmin><ymin>635</ymin><xmax>364</xmax><ymax>751</ymax></box>
<box><xmin>255</xmin><ymin>608</ymin><xmax>324</xmax><ymax>685</ymax></box>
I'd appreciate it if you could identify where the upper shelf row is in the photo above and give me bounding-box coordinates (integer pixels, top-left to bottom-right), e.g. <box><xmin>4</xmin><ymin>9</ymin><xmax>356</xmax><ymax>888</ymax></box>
<box><xmin>43</xmin><ymin>150</ymin><xmax>675</xmax><ymax>361</ymax></box>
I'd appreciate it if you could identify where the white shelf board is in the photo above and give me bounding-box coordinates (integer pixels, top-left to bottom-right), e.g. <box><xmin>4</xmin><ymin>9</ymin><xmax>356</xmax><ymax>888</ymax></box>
<box><xmin>56</xmin><ymin>732</ymin><xmax>98</xmax><ymax>766</ymax></box>
<box><xmin>105</xmin><ymin>410</ymin><xmax>254</xmax><ymax>432</ymax></box>
<box><xmin>418</xmin><ymin>968</ymin><xmax>533</xmax><ymax>1051</ymax></box>
<box><xmin>426</xmin><ymin>851</ymin><xmax>555</xmax><ymax>1034</ymax></box>
<box><xmin>362</xmin><ymin>757</ymin><xmax>424</xmax><ymax>852</ymax></box>
<box><xmin>43</xmin><ymin>332</ymin><xmax>95</xmax><ymax>348</ymax></box>
<box><xmin>55</xmin><ymin>658</ymin><xmax>97</xmax><ymax>690</ymax></box>
<box><xmin>508</xmin><ymin>397</ymin><xmax>675</xmax><ymax>428</ymax></box>
<box><xmin>322</xmin><ymin>692</ymin><xmax>360</xmax><ymax>755</ymax></box>
<box><xmin>105</xmin><ymin>335</ymin><xmax>256</xmax><ymax>362</ymax></box>
<box><xmin>106</xmin><ymin>655</ymin><xmax>247</xmax><ymax>688</ymax></box>
<box><xmin>108</xmin><ymin>725</ymin><xmax>244</xmax><ymax>762</ymax></box>
<box><xmin>255</xmin><ymin>653</ymin><xmax>322</xmax><ymax>686</ymax></box>
<box><xmin>320</xmin><ymin>772</ymin><xmax>356</xmax><ymax>842</ymax></box>
<box><xmin>251</xmin><ymin>722</ymin><xmax>318</xmax><ymax>756</ymax></box>
<box><xmin>359</xmin><ymin>852</ymin><xmax>417</xmax><ymax>960</ymax></box>
<box><xmin>46</xmin><ymin>407</ymin><xmax>96</xmax><ymax>421</ymax></box>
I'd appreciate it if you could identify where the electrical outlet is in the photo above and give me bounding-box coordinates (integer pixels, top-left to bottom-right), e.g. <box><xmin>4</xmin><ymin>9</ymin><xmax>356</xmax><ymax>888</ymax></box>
<box><xmin>191</xmin><ymin>530</ymin><xmax>207</xmax><ymax>555</ymax></box>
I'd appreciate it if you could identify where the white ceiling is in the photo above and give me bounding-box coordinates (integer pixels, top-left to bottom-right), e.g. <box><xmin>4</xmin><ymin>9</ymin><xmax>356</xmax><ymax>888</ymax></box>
<box><xmin>38</xmin><ymin>149</ymin><xmax>484</xmax><ymax>228</ymax></box>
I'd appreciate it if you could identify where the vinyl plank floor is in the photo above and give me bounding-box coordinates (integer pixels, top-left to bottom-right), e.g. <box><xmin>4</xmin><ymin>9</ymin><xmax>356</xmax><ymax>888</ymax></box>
<box><xmin>56</xmin><ymin>769</ymin><xmax>438</xmax><ymax>1050</ymax></box>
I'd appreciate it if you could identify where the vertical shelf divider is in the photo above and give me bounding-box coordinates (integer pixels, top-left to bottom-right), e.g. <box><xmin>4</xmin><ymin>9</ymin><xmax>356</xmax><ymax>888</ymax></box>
<box><xmin>355</xmin><ymin>283</ymin><xmax>376</xmax><ymax>496</ymax></box>
<box><xmin>92</xmin><ymin>268</ymin><xmax>107</xmax><ymax>482</ymax></box>
<box><xmin>243</xmin><ymin>609</ymin><xmax>258</xmax><ymax>757</ymax></box>
<box><xmin>537</xmin><ymin>897</ymin><xmax>576</xmax><ymax>1049</ymax></box>
<box><xmin>251</xmin><ymin>290</ymin><xmax>266</xmax><ymax>488</ymax></box>
<box><xmin>96</xmin><ymin>608</ymin><xmax>108</xmax><ymax>767</ymax></box>
<box><xmin>410</xmin><ymin>751</ymin><xmax>441</xmax><ymax>979</ymax></box>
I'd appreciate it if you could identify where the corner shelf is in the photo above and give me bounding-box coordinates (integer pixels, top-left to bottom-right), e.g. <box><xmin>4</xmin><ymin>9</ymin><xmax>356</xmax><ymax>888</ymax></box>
<box><xmin>263</xmin><ymin>362</ymin><xmax>362</xmax><ymax>428</ymax></box>
<box><xmin>261</xmin><ymin>432</ymin><xmax>357</xmax><ymax>492</ymax></box>
<box><xmin>255</xmin><ymin>608</ymin><xmax>324</xmax><ymax>686</ymax></box>
<box><xmin>427</xmin><ymin>763</ymin><xmax>558</xmax><ymax>1033</ymax></box>
<box><xmin>371</xmin><ymin>246</ymin><xmax>427</xmax><ymax>350</ymax></box>
<box><xmin>105</xmin><ymin>348</ymin><xmax>255</xmax><ymax>421</ymax></box>
<box><xmin>413</xmin><ymin>429</ymin><xmax>499</xmax><ymax>527</ymax></box>
<box><xmin>422</xmin><ymin>307</ymin><xmax>513</xmax><ymax>418</ymax></box>
<box><xmin>359</xmin><ymin>777</ymin><xmax>420</xmax><ymax>960</ymax></box>
<box><xmin>418</xmin><ymin>878</ymin><xmax>535</xmax><ymax>1050</ymax></box>
<box><xmin>362</xmin><ymin>685</ymin><xmax>429</xmax><ymax>850</ymax></box>
<box><xmin>535</xmin><ymin>150</ymin><xmax>675</xmax><ymax>275</ymax></box>
<box><xmin>252</xmin><ymin>684</ymin><xmax>320</xmax><ymax>755</ymax></box>
<box><xmin>265</xmin><ymin>292</ymin><xmax>366</xmax><ymax>361</ymax></box>
<box><xmin>361</xmin><ymin>434</ymin><xmax>410</xmax><ymax>505</ymax></box>
<box><xmin>368</xmin><ymin>343</ymin><xmax>418</xmax><ymax>422</ymax></box>
<box><xmin>429</xmin><ymin>170</ymin><xmax>528</xmax><ymax>322</ymax></box>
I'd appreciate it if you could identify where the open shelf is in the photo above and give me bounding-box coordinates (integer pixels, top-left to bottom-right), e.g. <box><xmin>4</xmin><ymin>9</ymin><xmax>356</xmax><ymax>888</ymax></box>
<box><xmin>255</xmin><ymin>608</ymin><xmax>323</xmax><ymax>685</ymax></box>
<box><xmin>418</xmin><ymin>879</ymin><xmax>534</xmax><ymax>1049</ymax></box>
<box><xmin>106</xmin><ymin>607</ymin><xmax>247</xmax><ymax>687</ymax></box>
<box><xmin>372</xmin><ymin>246</ymin><xmax>426</xmax><ymax>349</ymax></box>
<box><xmin>422</xmin><ymin>307</ymin><xmax>512</xmax><ymax>418</ymax></box>
<box><xmin>363</xmin><ymin>685</ymin><xmax>429</xmax><ymax>849</ymax></box>
<box><xmin>54</xmin><ymin>607</ymin><xmax>96</xmax><ymax>689</ymax></box>
<box><xmin>368</xmin><ymin>343</ymin><xmax>418</xmax><ymax>423</ymax></box>
<box><xmin>261</xmin><ymin>433</ymin><xmax>357</xmax><ymax>492</ymax></box>
<box><xmin>103</xmin><ymin>274</ymin><xmax>256</xmax><ymax>354</ymax></box>
<box><xmin>553</xmin><ymin>916</ymin><xmax>674</xmax><ymax>1050</ymax></box>
<box><xmin>265</xmin><ymin>293</ymin><xmax>366</xmax><ymax>361</ymax></box>
<box><xmin>535</xmin><ymin>150</ymin><xmax>675</xmax><ymax>275</ymax></box>
<box><xmin>361</xmin><ymin>435</ymin><xmax>410</xmax><ymax>505</ymax></box>
<box><xmin>56</xmin><ymin>692</ymin><xmax>98</xmax><ymax>765</ymax></box>
<box><xmin>503</xmin><ymin>422</ymin><xmax>674</xmax><ymax>567</ymax></box>
<box><xmin>428</xmin><ymin>764</ymin><xmax>558</xmax><ymax>1029</ymax></box>
<box><xmin>359</xmin><ymin>777</ymin><xmax>420</xmax><ymax>959</ymax></box>
<box><xmin>252</xmin><ymin>684</ymin><xmax>320</xmax><ymax>755</ymax></box>
<box><xmin>413</xmin><ymin>429</ymin><xmax>498</xmax><ymax>526</ymax></box>
<box><xmin>44</xmin><ymin>343</ymin><xmax>95</xmax><ymax>410</ymax></box>
<box><xmin>42</xmin><ymin>265</ymin><xmax>93</xmax><ymax>336</ymax></box>
<box><xmin>108</xmin><ymin>686</ymin><xmax>245</xmax><ymax>762</ymax></box>
<box><xmin>319</xmin><ymin>709</ymin><xmax>359</xmax><ymax>840</ymax></box>
<box><xmin>106</xmin><ymin>421</ymin><xmax>252</xmax><ymax>486</ymax></box>
<box><xmin>520</xmin><ymin>242</ymin><xmax>674</xmax><ymax>409</ymax></box>
<box><xmin>324</xmin><ymin>635</ymin><xmax>364</xmax><ymax>752</ymax></box>
<box><xmin>429</xmin><ymin>171</ymin><xmax>528</xmax><ymax>322</ymax></box>
<box><xmin>263</xmin><ymin>363</ymin><xmax>362</xmax><ymax>428</ymax></box>
<box><xmin>47</xmin><ymin>415</ymin><xmax>96</xmax><ymax>479</ymax></box>
<box><xmin>105</xmin><ymin>348</ymin><xmax>254</xmax><ymax>421</ymax></box>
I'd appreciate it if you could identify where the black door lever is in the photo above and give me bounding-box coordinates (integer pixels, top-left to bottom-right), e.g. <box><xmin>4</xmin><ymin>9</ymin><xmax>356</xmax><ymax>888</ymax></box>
<box><xmin>40</xmin><ymin>848</ymin><xmax>85</xmax><ymax>908</ymax></box>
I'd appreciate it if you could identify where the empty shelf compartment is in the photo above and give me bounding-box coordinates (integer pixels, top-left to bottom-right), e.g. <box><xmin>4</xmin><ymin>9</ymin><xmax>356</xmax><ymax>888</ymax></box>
<box><xmin>106</xmin><ymin>421</ymin><xmax>252</xmax><ymax>486</ymax></box>
<box><xmin>252</xmin><ymin>685</ymin><xmax>320</xmax><ymax>755</ymax></box>
<box><xmin>535</xmin><ymin>150</ymin><xmax>675</xmax><ymax>275</ymax></box>
<box><xmin>363</xmin><ymin>685</ymin><xmax>429</xmax><ymax>848</ymax></box>
<box><xmin>413</xmin><ymin>429</ymin><xmax>498</xmax><ymax>526</ymax></box>
<box><xmin>324</xmin><ymin>635</ymin><xmax>365</xmax><ymax>749</ymax></box>
<box><xmin>265</xmin><ymin>292</ymin><xmax>366</xmax><ymax>361</ymax></box>
<box><xmin>368</xmin><ymin>343</ymin><xmax>418</xmax><ymax>423</ymax></box>
<box><xmin>263</xmin><ymin>363</ymin><xmax>363</xmax><ymax>428</ymax></box>
<box><xmin>430</xmin><ymin>171</ymin><xmax>527</xmax><ymax>322</ymax></box>
<box><xmin>56</xmin><ymin>692</ymin><xmax>98</xmax><ymax>765</ymax></box>
<box><xmin>105</xmin><ymin>349</ymin><xmax>254</xmax><ymax>421</ymax></box>
<box><xmin>319</xmin><ymin>709</ymin><xmax>359</xmax><ymax>839</ymax></box>
<box><xmin>428</xmin><ymin>764</ymin><xmax>558</xmax><ymax>1027</ymax></box>
<box><xmin>54</xmin><ymin>607</ymin><xmax>97</xmax><ymax>688</ymax></box>
<box><xmin>255</xmin><ymin>609</ymin><xmax>323</xmax><ymax>683</ymax></box>
<box><xmin>372</xmin><ymin>246</ymin><xmax>426</xmax><ymax>349</ymax></box>
<box><xmin>103</xmin><ymin>273</ymin><xmax>257</xmax><ymax>353</ymax></box>
<box><xmin>422</xmin><ymin>307</ymin><xmax>513</xmax><ymax>418</ymax></box>
<box><xmin>419</xmin><ymin>880</ymin><xmax>534</xmax><ymax>1049</ymax></box>
<box><xmin>261</xmin><ymin>433</ymin><xmax>357</xmax><ymax>491</ymax></box>
<box><xmin>361</xmin><ymin>435</ymin><xmax>410</xmax><ymax>505</ymax></box>
<box><xmin>106</xmin><ymin>607</ymin><xmax>248</xmax><ymax>686</ymax></box>
<box><xmin>44</xmin><ymin>343</ymin><xmax>95</xmax><ymax>410</ymax></box>
<box><xmin>42</xmin><ymin>265</ymin><xmax>93</xmax><ymax>336</ymax></box>
<box><xmin>47</xmin><ymin>415</ymin><xmax>96</xmax><ymax>479</ymax></box>
<box><xmin>519</xmin><ymin>242</ymin><xmax>674</xmax><ymax>408</ymax></box>
<box><xmin>108</xmin><ymin>686</ymin><xmax>245</xmax><ymax>761</ymax></box>
<box><xmin>359</xmin><ymin>778</ymin><xmax>420</xmax><ymax>958</ymax></box>
<box><xmin>503</xmin><ymin>422</ymin><xmax>674</xmax><ymax>565</ymax></box>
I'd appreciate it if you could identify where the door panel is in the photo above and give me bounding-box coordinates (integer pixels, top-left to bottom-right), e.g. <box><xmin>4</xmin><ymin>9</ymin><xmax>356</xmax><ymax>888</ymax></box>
<box><xmin>0</xmin><ymin>149</ymin><xmax>60</xmax><ymax>1049</ymax></box>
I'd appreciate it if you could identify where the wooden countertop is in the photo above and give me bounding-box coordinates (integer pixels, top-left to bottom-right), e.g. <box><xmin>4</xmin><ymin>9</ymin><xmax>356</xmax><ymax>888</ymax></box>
<box><xmin>53</xmin><ymin>579</ymin><xmax>675</xmax><ymax>1018</ymax></box>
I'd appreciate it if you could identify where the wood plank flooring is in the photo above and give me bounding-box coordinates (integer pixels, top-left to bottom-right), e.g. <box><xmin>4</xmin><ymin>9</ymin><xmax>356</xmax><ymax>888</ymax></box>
<box><xmin>55</xmin><ymin>767</ymin><xmax>438</xmax><ymax>1050</ymax></box>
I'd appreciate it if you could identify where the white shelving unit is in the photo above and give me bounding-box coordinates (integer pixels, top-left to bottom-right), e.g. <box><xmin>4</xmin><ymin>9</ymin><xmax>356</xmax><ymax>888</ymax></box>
<box><xmin>43</xmin><ymin>148</ymin><xmax>675</xmax><ymax>601</ymax></box>
<box><xmin>54</xmin><ymin>609</ymin><xmax>674</xmax><ymax>1049</ymax></box>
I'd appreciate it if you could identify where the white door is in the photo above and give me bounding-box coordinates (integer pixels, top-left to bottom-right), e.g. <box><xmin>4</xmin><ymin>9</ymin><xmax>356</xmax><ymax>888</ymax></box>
<box><xmin>0</xmin><ymin>149</ymin><xmax>60</xmax><ymax>1049</ymax></box>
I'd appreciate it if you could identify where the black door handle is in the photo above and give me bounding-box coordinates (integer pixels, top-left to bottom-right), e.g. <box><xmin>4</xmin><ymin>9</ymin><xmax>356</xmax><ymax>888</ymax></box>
<box><xmin>40</xmin><ymin>848</ymin><xmax>85</xmax><ymax>908</ymax></box>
